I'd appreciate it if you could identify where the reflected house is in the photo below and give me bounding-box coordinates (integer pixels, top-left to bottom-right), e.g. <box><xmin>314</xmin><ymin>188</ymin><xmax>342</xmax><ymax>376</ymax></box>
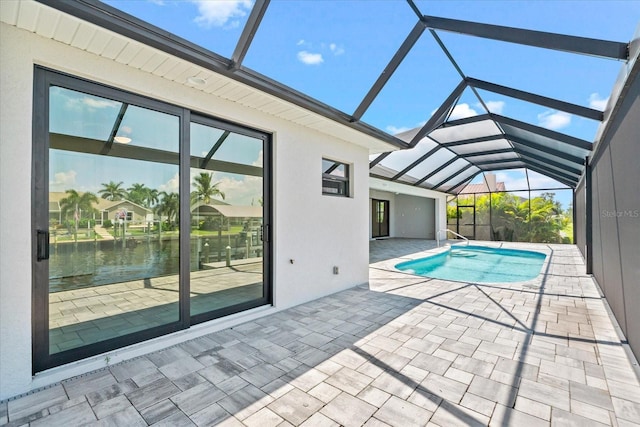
<box><xmin>48</xmin><ymin>192</ymin><xmax>152</xmax><ymax>226</ymax></box>
<box><xmin>191</xmin><ymin>200</ymin><xmax>263</xmax><ymax>259</ymax></box>
<box><xmin>96</xmin><ymin>199</ymin><xmax>152</xmax><ymax>226</ymax></box>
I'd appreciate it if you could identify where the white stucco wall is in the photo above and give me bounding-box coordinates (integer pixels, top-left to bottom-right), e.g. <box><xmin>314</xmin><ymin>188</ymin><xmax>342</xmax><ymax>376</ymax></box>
<box><xmin>369</xmin><ymin>178</ymin><xmax>447</xmax><ymax>240</ymax></box>
<box><xmin>394</xmin><ymin>195</ymin><xmax>435</xmax><ymax>239</ymax></box>
<box><xmin>0</xmin><ymin>22</ymin><xmax>369</xmax><ymax>399</ymax></box>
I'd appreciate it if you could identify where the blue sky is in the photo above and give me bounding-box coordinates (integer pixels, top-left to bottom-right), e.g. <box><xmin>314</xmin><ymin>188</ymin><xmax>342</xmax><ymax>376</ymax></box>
<box><xmin>98</xmin><ymin>0</ymin><xmax>639</xmax><ymax>207</ymax></box>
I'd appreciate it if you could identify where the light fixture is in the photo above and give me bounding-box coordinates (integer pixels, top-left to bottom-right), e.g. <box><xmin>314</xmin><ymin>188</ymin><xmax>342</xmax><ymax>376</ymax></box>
<box><xmin>114</xmin><ymin>136</ymin><xmax>131</xmax><ymax>144</ymax></box>
<box><xmin>187</xmin><ymin>76</ymin><xmax>207</xmax><ymax>86</ymax></box>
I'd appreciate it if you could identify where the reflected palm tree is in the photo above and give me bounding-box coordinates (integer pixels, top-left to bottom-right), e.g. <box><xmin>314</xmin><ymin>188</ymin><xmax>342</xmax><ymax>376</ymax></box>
<box><xmin>144</xmin><ymin>188</ymin><xmax>159</xmax><ymax>208</ymax></box>
<box><xmin>127</xmin><ymin>183</ymin><xmax>159</xmax><ymax>208</ymax></box>
<box><xmin>99</xmin><ymin>181</ymin><xmax>127</xmax><ymax>201</ymax></box>
<box><xmin>191</xmin><ymin>172</ymin><xmax>225</xmax><ymax>206</ymax></box>
<box><xmin>59</xmin><ymin>189</ymin><xmax>98</xmax><ymax>242</ymax></box>
<box><xmin>157</xmin><ymin>191</ymin><xmax>179</xmax><ymax>229</ymax></box>
<box><xmin>127</xmin><ymin>183</ymin><xmax>147</xmax><ymax>206</ymax></box>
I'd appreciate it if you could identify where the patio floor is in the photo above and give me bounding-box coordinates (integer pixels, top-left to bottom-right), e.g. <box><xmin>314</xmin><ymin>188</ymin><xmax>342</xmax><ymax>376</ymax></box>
<box><xmin>3</xmin><ymin>239</ymin><xmax>640</xmax><ymax>426</ymax></box>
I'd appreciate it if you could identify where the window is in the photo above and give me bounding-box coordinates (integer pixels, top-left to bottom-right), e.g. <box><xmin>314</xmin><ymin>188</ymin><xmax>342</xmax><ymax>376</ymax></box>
<box><xmin>322</xmin><ymin>158</ymin><xmax>350</xmax><ymax>197</ymax></box>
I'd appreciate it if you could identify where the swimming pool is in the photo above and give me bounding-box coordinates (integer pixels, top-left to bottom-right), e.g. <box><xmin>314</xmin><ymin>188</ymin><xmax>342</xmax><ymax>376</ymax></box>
<box><xmin>395</xmin><ymin>245</ymin><xmax>546</xmax><ymax>283</ymax></box>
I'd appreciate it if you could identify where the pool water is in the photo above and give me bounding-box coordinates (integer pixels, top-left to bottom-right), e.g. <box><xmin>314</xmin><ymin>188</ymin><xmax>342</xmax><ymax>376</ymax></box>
<box><xmin>395</xmin><ymin>245</ymin><xmax>546</xmax><ymax>283</ymax></box>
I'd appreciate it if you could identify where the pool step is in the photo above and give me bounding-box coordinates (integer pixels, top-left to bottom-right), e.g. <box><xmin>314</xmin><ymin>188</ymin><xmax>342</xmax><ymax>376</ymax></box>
<box><xmin>450</xmin><ymin>250</ymin><xmax>477</xmax><ymax>257</ymax></box>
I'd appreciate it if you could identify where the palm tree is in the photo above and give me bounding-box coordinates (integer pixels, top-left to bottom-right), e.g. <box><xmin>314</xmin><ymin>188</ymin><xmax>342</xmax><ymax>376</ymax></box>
<box><xmin>191</xmin><ymin>172</ymin><xmax>225</xmax><ymax>206</ymax></box>
<box><xmin>157</xmin><ymin>191</ymin><xmax>179</xmax><ymax>229</ymax></box>
<box><xmin>127</xmin><ymin>183</ymin><xmax>147</xmax><ymax>206</ymax></box>
<box><xmin>99</xmin><ymin>181</ymin><xmax>127</xmax><ymax>201</ymax></box>
<box><xmin>59</xmin><ymin>189</ymin><xmax>98</xmax><ymax>241</ymax></box>
<box><xmin>144</xmin><ymin>188</ymin><xmax>159</xmax><ymax>208</ymax></box>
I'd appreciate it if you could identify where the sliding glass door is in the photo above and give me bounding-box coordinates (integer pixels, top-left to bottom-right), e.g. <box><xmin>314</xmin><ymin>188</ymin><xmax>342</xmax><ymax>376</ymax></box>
<box><xmin>189</xmin><ymin>116</ymin><xmax>268</xmax><ymax>322</ymax></box>
<box><xmin>33</xmin><ymin>68</ymin><xmax>271</xmax><ymax>372</ymax></box>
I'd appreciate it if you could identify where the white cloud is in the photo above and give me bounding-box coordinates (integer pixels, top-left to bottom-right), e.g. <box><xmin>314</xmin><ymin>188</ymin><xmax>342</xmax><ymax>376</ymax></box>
<box><xmin>537</xmin><ymin>110</ymin><xmax>571</xmax><ymax>130</ymax></box>
<box><xmin>484</xmin><ymin>100</ymin><xmax>505</xmax><ymax>114</ymax></box>
<box><xmin>296</xmin><ymin>39</ymin><xmax>305</xmax><ymax>46</ymax></box>
<box><xmin>588</xmin><ymin>93</ymin><xmax>608</xmax><ymax>111</ymax></box>
<box><xmin>192</xmin><ymin>0</ymin><xmax>253</xmax><ymax>28</ymax></box>
<box><xmin>386</xmin><ymin>125</ymin><xmax>411</xmax><ymax>135</ymax></box>
<box><xmin>448</xmin><ymin>103</ymin><xmax>478</xmax><ymax>120</ymax></box>
<box><xmin>50</xmin><ymin>170</ymin><xmax>77</xmax><ymax>191</ymax></box>
<box><xmin>159</xmin><ymin>173</ymin><xmax>179</xmax><ymax>193</ymax></box>
<box><xmin>82</xmin><ymin>97</ymin><xmax>119</xmax><ymax>109</ymax></box>
<box><xmin>297</xmin><ymin>50</ymin><xmax>324</xmax><ymax>65</ymax></box>
<box><xmin>329</xmin><ymin>43</ymin><xmax>345</xmax><ymax>55</ymax></box>
<box><xmin>212</xmin><ymin>173</ymin><xmax>263</xmax><ymax>206</ymax></box>
<box><xmin>147</xmin><ymin>0</ymin><xmax>165</xmax><ymax>5</ymax></box>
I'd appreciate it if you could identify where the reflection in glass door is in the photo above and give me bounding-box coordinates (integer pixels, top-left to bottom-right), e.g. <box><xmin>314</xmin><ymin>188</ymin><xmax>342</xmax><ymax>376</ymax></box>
<box><xmin>39</xmin><ymin>82</ymin><xmax>183</xmax><ymax>368</ymax></box>
<box><xmin>33</xmin><ymin>68</ymin><xmax>272</xmax><ymax>372</ymax></box>
<box><xmin>189</xmin><ymin>118</ymin><xmax>267</xmax><ymax>321</ymax></box>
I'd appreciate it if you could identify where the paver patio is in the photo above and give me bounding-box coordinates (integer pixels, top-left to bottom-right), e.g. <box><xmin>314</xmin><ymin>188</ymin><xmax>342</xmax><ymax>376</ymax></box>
<box><xmin>2</xmin><ymin>239</ymin><xmax>639</xmax><ymax>426</ymax></box>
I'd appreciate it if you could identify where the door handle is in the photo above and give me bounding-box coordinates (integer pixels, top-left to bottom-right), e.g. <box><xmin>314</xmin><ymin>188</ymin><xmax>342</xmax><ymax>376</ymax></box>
<box><xmin>260</xmin><ymin>225</ymin><xmax>270</xmax><ymax>242</ymax></box>
<box><xmin>37</xmin><ymin>230</ymin><xmax>50</xmax><ymax>261</ymax></box>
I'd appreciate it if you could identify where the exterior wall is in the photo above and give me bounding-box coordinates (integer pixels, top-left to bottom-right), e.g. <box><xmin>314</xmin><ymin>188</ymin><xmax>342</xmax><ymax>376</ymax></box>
<box><xmin>586</xmin><ymin>48</ymin><xmax>640</xmax><ymax>359</ymax></box>
<box><xmin>0</xmin><ymin>23</ymin><xmax>369</xmax><ymax>399</ymax></box>
<box><xmin>369</xmin><ymin>178</ymin><xmax>447</xmax><ymax>240</ymax></box>
<box><xmin>394</xmin><ymin>195</ymin><xmax>435</xmax><ymax>239</ymax></box>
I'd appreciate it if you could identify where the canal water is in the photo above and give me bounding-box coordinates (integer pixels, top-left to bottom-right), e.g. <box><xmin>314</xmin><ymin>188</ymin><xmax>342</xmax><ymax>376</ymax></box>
<box><xmin>48</xmin><ymin>237</ymin><xmax>249</xmax><ymax>293</ymax></box>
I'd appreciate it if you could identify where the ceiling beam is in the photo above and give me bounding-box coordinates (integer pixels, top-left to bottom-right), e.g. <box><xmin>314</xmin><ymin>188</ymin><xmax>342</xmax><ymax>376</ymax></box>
<box><xmin>369</xmin><ymin>152</ymin><xmax>392</xmax><ymax>168</ymax></box>
<box><xmin>431</xmin><ymin>163</ymin><xmax>474</xmax><ymax>191</ymax></box>
<box><xmin>410</xmin><ymin>80</ymin><xmax>467</xmax><ymax>147</ymax></box>
<box><xmin>474</xmin><ymin>158</ymin><xmax>525</xmax><ymax>166</ymax></box>
<box><xmin>414</xmin><ymin>156</ymin><xmax>459</xmax><ymax>186</ymax></box>
<box><xmin>512</xmin><ymin>149</ymin><xmax>582</xmax><ymax>177</ymax></box>
<box><xmin>478</xmin><ymin>163</ymin><xmax>576</xmax><ymax>188</ymax></box>
<box><xmin>229</xmin><ymin>0</ymin><xmax>270</xmax><ymax>70</ymax></box>
<box><xmin>352</xmin><ymin>20</ymin><xmax>426</xmax><ymax>121</ymax></box>
<box><xmin>520</xmin><ymin>158</ymin><xmax>580</xmax><ymax>183</ymax></box>
<box><xmin>449</xmin><ymin>173</ymin><xmax>478</xmax><ymax>194</ymax></box>
<box><xmin>391</xmin><ymin>146</ymin><xmax>441</xmax><ymax>180</ymax></box>
<box><xmin>461</xmin><ymin>148</ymin><xmax>514</xmax><ymax>158</ymax></box>
<box><xmin>523</xmin><ymin>164</ymin><xmax>577</xmax><ymax>188</ymax></box>
<box><xmin>467</xmin><ymin>78</ymin><xmax>604</xmax><ymax>121</ymax></box>
<box><xmin>422</xmin><ymin>15</ymin><xmax>628</xmax><ymax>60</ymax></box>
<box><xmin>506</xmin><ymin>134</ymin><xmax>585</xmax><ymax>166</ymax></box>
<box><xmin>438</xmin><ymin>134</ymin><xmax>503</xmax><ymax>147</ymax></box>
<box><xmin>438</xmin><ymin>113</ymin><xmax>491</xmax><ymax>128</ymax></box>
<box><xmin>200</xmin><ymin>130</ymin><xmax>230</xmax><ymax>169</ymax></box>
<box><xmin>493</xmin><ymin>114</ymin><xmax>593</xmax><ymax>151</ymax></box>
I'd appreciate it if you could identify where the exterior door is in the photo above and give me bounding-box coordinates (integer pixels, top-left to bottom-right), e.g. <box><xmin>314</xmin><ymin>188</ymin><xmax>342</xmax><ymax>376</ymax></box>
<box><xmin>372</xmin><ymin>199</ymin><xmax>390</xmax><ymax>238</ymax></box>
<box><xmin>457</xmin><ymin>206</ymin><xmax>476</xmax><ymax>240</ymax></box>
<box><xmin>32</xmin><ymin>67</ymin><xmax>271</xmax><ymax>372</ymax></box>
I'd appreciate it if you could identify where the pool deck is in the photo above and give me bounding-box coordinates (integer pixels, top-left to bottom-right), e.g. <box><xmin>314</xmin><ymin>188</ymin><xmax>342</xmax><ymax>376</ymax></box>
<box><xmin>2</xmin><ymin>239</ymin><xmax>640</xmax><ymax>426</ymax></box>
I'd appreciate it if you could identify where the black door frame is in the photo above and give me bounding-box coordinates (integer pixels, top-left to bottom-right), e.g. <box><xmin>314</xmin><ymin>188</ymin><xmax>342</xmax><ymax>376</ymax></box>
<box><xmin>32</xmin><ymin>66</ymin><xmax>273</xmax><ymax>373</ymax></box>
<box><xmin>372</xmin><ymin>199</ymin><xmax>390</xmax><ymax>238</ymax></box>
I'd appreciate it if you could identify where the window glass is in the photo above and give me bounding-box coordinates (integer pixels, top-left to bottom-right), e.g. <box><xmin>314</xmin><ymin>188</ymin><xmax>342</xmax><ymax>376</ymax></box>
<box><xmin>48</xmin><ymin>86</ymin><xmax>180</xmax><ymax>354</ymax></box>
<box><xmin>322</xmin><ymin>158</ymin><xmax>350</xmax><ymax>196</ymax></box>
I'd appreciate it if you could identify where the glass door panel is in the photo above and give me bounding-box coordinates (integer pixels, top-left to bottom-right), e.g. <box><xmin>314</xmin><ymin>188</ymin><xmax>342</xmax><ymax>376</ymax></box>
<box><xmin>372</xmin><ymin>199</ymin><xmax>389</xmax><ymax>238</ymax></box>
<box><xmin>47</xmin><ymin>85</ymin><xmax>181</xmax><ymax>355</ymax></box>
<box><xmin>189</xmin><ymin>120</ymin><xmax>265</xmax><ymax>319</ymax></box>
